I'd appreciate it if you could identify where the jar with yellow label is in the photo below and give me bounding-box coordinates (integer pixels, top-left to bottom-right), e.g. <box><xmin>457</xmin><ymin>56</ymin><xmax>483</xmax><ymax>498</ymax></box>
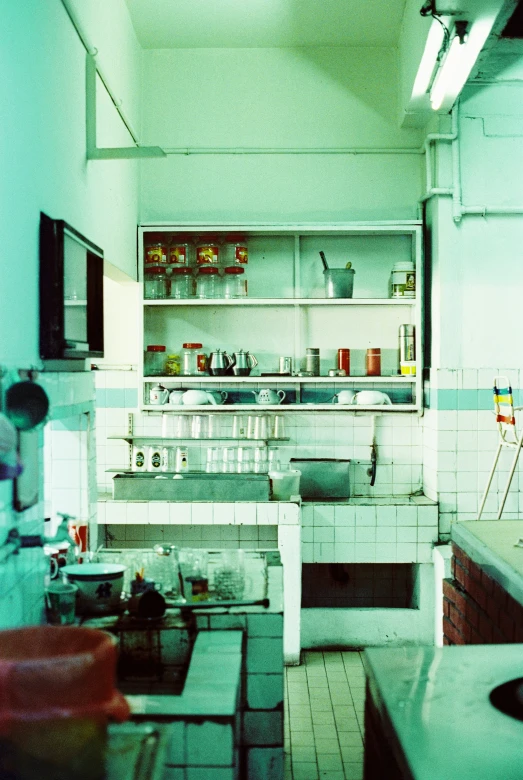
<box><xmin>144</xmin><ymin>233</ymin><xmax>168</xmax><ymax>267</ymax></box>
<box><xmin>196</xmin><ymin>240</ymin><xmax>219</xmax><ymax>267</ymax></box>
<box><xmin>165</xmin><ymin>354</ymin><xmax>181</xmax><ymax>376</ymax></box>
<box><xmin>223</xmin><ymin>236</ymin><xmax>248</xmax><ymax>266</ymax></box>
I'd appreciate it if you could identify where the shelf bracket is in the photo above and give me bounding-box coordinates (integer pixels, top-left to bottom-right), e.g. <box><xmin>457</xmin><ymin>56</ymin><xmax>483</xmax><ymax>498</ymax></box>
<box><xmin>85</xmin><ymin>54</ymin><xmax>166</xmax><ymax>161</ymax></box>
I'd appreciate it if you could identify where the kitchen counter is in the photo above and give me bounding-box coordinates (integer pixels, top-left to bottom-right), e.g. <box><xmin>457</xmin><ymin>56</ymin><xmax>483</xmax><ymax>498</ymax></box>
<box><xmin>363</xmin><ymin>644</ymin><xmax>523</xmax><ymax>780</ymax></box>
<box><xmin>451</xmin><ymin>520</ymin><xmax>523</xmax><ymax>606</ymax></box>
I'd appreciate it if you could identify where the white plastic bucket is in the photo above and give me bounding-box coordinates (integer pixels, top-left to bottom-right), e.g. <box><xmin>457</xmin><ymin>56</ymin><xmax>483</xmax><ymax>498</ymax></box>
<box><xmin>269</xmin><ymin>469</ymin><xmax>301</xmax><ymax>501</ymax></box>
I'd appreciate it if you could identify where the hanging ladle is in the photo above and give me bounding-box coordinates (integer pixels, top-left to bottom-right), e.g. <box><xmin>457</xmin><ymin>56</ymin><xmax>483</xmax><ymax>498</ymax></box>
<box><xmin>319</xmin><ymin>251</ymin><xmax>329</xmax><ymax>271</ymax></box>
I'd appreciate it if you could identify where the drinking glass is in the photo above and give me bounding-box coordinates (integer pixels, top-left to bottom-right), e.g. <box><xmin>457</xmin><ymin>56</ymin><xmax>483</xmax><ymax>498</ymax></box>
<box><xmin>232</xmin><ymin>415</ymin><xmax>247</xmax><ymax>439</ymax></box>
<box><xmin>206</xmin><ymin>414</ymin><xmax>221</xmax><ymax>438</ymax></box>
<box><xmin>253</xmin><ymin>446</ymin><xmax>268</xmax><ymax>473</ymax></box>
<box><xmin>268</xmin><ymin>447</ymin><xmax>281</xmax><ymax>472</ymax></box>
<box><xmin>247</xmin><ymin>415</ymin><xmax>259</xmax><ymax>440</ymax></box>
<box><xmin>206</xmin><ymin>446</ymin><xmax>220</xmax><ymax>473</ymax></box>
<box><xmin>273</xmin><ymin>415</ymin><xmax>286</xmax><ymax>439</ymax></box>
<box><xmin>191</xmin><ymin>414</ymin><xmax>207</xmax><ymax>439</ymax></box>
<box><xmin>174</xmin><ymin>414</ymin><xmax>191</xmax><ymax>438</ymax></box>
<box><xmin>254</xmin><ymin>415</ymin><xmax>269</xmax><ymax>440</ymax></box>
<box><xmin>222</xmin><ymin>446</ymin><xmax>237</xmax><ymax>473</ymax></box>
<box><xmin>237</xmin><ymin>447</ymin><xmax>253</xmax><ymax>473</ymax></box>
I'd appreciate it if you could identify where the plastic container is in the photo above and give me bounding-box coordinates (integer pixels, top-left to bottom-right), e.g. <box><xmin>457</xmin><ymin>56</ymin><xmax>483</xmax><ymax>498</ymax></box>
<box><xmin>144</xmin><ymin>344</ymin><xmax>166</xmax><ymax>376</ymax></box>
<box><xmin>144</xmin><ymin>267</ymin><xmax>168</xmax><ymax>299</ymax></box>
<box><xmin>182</xmin><ymin>342</ymin><xmax>208</xmax><ymax>375</ymax></box>
<box><xmin>170</xmin><ymin>266</ymin><xmax>195</xmax><ymax>298</ymax></box>
<box><xmin>196</xmin><ymin>241</ymin><xmax>219</xmax><ymax>267</ymax></box>
<box><xmin>270</xmin><ymin>469</ymin><xmax>301</xmax><ymax>501</ymax></box>
<box><xmin>324</xmin><ymin>268</ymin><xmax>355</xmax><ymax>298</ymax></box>
<box><xmin>391</xmin><ymin>261</ymin><xmax>416</xmax><ymax>298</ymax></box>
<box><xmin>223</xmin><ymin>237</ymin><xmax>248</xmax><ymax>266</ymax></box>
<box><xmin>196</xmin><ymin>266</ymin><xmax>220</xmax><ymax>298</ymax></box>
<box><xmin>144</xmin><ymin>233</ymin><xmax>168</xmax><ymax>266</ymax></box>
<box><xmin>223</xmin><ymin>266</ymin><xmax>248</xmax><ymax>298</ymax></box>
<box><xmin>0</xmin><ymin>626</ymin><xmax>129</xmax><ymax>780</ymax></box>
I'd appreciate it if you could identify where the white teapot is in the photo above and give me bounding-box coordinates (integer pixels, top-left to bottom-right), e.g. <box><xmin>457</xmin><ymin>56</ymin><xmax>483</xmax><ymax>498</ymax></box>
<box><xmin>168</xmin><ymin>390</ymin><xmax>185</xmax><ymax>406</ymax></box>
<box><xmin>252</xmin><ymin>388</ymin><xmax>286</xmax><ymax>405</ymax></box>
<box><xmin>351</xmin><ymin>390</ymin><xmax>392</xmax><ymax>405</ymax></box>
<box><xmin>149</xmin><ymin>384</ymin><xmax>169</xmax><ymax>405</ymax></box>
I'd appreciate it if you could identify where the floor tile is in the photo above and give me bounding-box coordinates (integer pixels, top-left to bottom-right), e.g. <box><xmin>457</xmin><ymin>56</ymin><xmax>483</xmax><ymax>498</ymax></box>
<box><xmin>292</xmin><ymin>763</ymin><xmax>319</xmax><ymax>780</ymax></box>
<box><xmin>314</xmin><ymin>738</ymin><xmax>341</xmax><ymax>754</ymax></box>
<box><xmin>317</xmin><ymin>753</ymin><xmax>344</xmax><ymax>772</ymax></box>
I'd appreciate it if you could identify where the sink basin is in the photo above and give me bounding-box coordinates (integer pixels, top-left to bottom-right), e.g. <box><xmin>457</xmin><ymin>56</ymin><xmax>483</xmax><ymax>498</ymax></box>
<box><xmin>113</xmin><ymin>472</ymin><xmax>270</xmax><ymax>501</ymax></box>
<box><xmin>490</xmin><ymin>678</ymin><xmax>523</xmax><ymax>721</ymax></box>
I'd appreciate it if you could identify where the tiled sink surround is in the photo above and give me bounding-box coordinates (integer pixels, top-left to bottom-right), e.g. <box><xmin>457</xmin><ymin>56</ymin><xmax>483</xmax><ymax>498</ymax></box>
<box><xmin>0</xmin><ymin>371</ymin><xmax>96</xmax><ymax>629</ymax></box>
<box><xmin>423</xmin><ymin>368</ymin><xmax>523</xmax><ymax>539</ymax></box>
<box><xmin>98</xmin><ymin>499</ymin><xmax>301</xmax><ymax>665</ymax></box>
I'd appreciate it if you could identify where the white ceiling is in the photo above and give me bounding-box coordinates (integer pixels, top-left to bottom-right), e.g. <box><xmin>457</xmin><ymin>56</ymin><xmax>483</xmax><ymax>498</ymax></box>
<box><xmin>124</xmin><ymin>0</ymin><xmax>408</xmax><ymax>49</ymax></box>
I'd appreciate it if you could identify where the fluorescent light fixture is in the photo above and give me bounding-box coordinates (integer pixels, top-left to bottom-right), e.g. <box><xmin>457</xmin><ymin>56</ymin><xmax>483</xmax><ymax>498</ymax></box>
<box><xmin>412</xmin><ymin>19</ymin><xmax>445</xmax><ymax>98</ymax></box>
<box><xmin>430</xmin><ymin>17</ymin><xmax>494</xmax><ymax>112</ymax></box>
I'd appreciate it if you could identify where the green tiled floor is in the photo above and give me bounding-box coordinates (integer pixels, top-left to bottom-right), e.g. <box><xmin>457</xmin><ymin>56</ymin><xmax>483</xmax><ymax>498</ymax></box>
<box><xmin>284</xmin><ymin>650</ymin><xmax>365</xmax><ymax>780</ymax></box>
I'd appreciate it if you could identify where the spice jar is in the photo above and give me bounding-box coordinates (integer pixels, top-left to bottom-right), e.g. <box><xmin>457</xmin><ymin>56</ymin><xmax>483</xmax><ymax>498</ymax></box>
<box><xmin>196</xmin><ymin>266</ymin><xmax>220</xmax><ymax>299</ymax></box>
<box><xmin>366</xmin><ymin>348</ymin><xmax>381</xmax><ymax>376</ymax></box>
<box><xmin>170</xmin><ymin>267</ymin><xmax>195</xmax><ymax>299</ymax></box>
<box><xmin>305</xmin><ymin>348</ymin><xmax>320</xmax><ymax>376</ymax></box>
<box><xmin>144</xmin><ymin>345</ymin><xmax>166</xmax><ymax>376</ymax></box>
<box><xmin>144</xmin><ymin>234</ymin><xmax>168</xmax><ymax>266</ymax></box>
<box><xmin>144</xmin><ymin>267</ymin><xmax>168</xmax><ymax>299</ymax></box>
<box><xmin>196</xmin><ymin>240</ymin><xmax>219</xmax><ymax>267</ymax></box>
<box><xmin>182</xmin><ymin>343</ymin><xmax>208</xmax><ymax>376</ymax></box>
<box><xmin>223</xmin><ymin>266</ymin><xmax>248</xmax><ymax>298</ymax></box>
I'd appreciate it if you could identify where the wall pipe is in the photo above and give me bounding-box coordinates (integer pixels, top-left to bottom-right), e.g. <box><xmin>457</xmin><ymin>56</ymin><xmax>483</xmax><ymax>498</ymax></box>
<box><xmin>161</xmin><ymin>147</ymin><xmax>423</xmax><ymax>155</ymax></box>
<box><xmin>60</xmin><ymin>0</ymin><xmax>139</xmax><ymax>144</ymax></box>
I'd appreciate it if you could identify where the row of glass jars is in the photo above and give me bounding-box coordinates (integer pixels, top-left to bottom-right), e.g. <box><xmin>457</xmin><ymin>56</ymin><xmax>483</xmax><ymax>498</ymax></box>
<box><xmin>145</xmin><ymin>266</ymin><xmax>248</xmax><ymax>300</ymax></box>
<box><xmin>144</xmin><ymin>234</ymin><xmax>248</xmax><ymax>269</ymax></box>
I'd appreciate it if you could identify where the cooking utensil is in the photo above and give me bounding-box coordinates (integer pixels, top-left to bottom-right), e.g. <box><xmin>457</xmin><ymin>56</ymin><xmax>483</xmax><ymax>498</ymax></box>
<box><xmin>5</xmin><ymin>381</ymin><xmax>49</xmax><ymax>431</ymax></box>
<box><xmin>319</xmin><ymin>251</ymin><xmax>329</xmax><ymax>271</ymax></box>
<box><xmin>324</xmin><ymin>267</ymin><xmax>355</xmax><ymax>298</ymax></box>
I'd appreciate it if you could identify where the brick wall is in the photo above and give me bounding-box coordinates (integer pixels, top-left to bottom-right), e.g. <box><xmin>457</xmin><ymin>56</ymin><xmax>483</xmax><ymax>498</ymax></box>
<box><xmin>442</xmin><ymin>543</ymin><xmax>523</xmax><ymax>645</ymax></box>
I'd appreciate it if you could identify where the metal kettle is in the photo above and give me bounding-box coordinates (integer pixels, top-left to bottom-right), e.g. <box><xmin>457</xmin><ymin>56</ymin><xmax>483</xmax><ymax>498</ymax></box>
<box><xmin>232</xmin><ymin>350</ymin><xmax>258</xmax><ymax>376</ymax></box>
<box><xmin>208</xmin><ymin>350</ymin><xmax>234</xmax><ymax>376</ymax></box>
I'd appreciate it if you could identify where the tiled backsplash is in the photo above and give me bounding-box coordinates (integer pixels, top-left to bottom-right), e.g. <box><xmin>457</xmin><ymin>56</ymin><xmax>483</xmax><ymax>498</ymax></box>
<box><xmin>423</xmin><ymin>368</ymin><xmax>523</xmax><ymax>538</ymax></box>
<box><xmin>94</xmin><ymin>370</ymin><xmax>423</xmax><ymax>498</ymax></box>
<box><xmin>0</xmin><ymin>371</ymin><xmax>95</xmax><ymax>630</ymax></box>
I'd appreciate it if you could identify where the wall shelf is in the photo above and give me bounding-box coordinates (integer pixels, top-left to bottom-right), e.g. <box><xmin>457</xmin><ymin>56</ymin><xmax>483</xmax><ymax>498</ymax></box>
<box><xmin>141</xmin><ymin>404</ymin><xmax>419</xmax><ymax>412</ymax></box>
<box><xmin>143</xmin><ymin>375</ymin><xmax>415</xmax><ymax>385</ymax></box>
<box><xmin>144</xmin><ymin>298</ymin><xmax>416</xmax><ymax>307</ymax></box>
<box><xmin>108</xmin><ymin>435</ymin><xmax>289</xmax><ymax>444</ymax></box>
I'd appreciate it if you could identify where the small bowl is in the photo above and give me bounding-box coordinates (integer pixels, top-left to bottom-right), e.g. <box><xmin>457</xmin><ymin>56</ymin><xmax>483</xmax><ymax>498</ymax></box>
<box><xmin>62</xmin><ymin>563</ymin><xmax>126</xmax><ymax>615</ymax></box>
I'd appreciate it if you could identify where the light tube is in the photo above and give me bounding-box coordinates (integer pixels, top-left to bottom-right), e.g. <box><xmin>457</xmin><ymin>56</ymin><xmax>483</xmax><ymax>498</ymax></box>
<box><xmin>430</xmin><ymin>22</ymin><xmax>478</xmax><ymax>111</ymax></box>
<box><xmin>412</xmin><ymin>20</ymin><xmax>445</xmax><ymax>98</ymax></box>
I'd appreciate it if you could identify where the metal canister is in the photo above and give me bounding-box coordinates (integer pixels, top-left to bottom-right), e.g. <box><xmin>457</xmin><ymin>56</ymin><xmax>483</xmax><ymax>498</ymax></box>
<box><xmin>399</xmin><ymin>325</ymin><xmax>415</xmax><ymax>363</ymax></box>
<box><xmin>305</xmin><ymin>348</ymin><xmax>320</xmax><ymax>376</ymax></box>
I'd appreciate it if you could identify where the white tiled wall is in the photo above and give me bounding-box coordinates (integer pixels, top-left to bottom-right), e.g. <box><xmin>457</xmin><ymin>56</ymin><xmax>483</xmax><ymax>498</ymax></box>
<box><xmin>0</xmin><ymin>371</ymin><xmax>95</xmax><ymax>629</ymax></box>
<box><xmin>95</xmin><ymin>370</ymin><xmax>424</xmax><ymax>498</ymax></box>
<box><xmin>423</xmin><ymin>368</ymin><xmax>523</xmax><ymax>540</ymax></box>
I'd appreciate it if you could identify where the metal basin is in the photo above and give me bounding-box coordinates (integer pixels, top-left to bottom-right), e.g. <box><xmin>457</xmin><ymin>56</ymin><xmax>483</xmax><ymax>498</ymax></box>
<box><xmin>113</xmin><ymin>472</ymin><xmax>270</xmax><ymax>502</ymax></box>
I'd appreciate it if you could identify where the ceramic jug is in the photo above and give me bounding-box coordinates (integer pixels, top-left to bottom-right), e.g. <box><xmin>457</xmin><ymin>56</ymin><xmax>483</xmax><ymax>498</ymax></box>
<box><xmin>252</xmin><ymin>388</ymin><xmax>286</xmax><ymax>405</ymax></box>
<box><xmin>149</xmin><ymin>384</ymin><xmax>169</xmax><ymax>405</ymax></box>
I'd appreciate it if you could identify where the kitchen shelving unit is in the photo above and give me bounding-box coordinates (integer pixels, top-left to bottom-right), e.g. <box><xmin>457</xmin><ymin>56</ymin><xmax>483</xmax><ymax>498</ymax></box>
<box><xmin>138</xmin><ymin>222</ymin><xmax>423</xmax><ymax>414</ymax></box>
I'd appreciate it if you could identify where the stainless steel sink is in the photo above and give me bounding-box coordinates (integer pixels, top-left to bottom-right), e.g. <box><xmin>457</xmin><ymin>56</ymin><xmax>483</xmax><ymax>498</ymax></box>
<box><xmin>113</xmin><ymin>472</ymin><xmax>270</xmax><ymax>501</ymax></box>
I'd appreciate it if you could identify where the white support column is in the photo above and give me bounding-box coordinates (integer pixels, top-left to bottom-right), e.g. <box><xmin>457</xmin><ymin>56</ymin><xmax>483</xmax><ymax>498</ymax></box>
<box><xmin>277</xmin><ymin>520</ymin><xmax>301</xmax><ymax>665</ymax></box>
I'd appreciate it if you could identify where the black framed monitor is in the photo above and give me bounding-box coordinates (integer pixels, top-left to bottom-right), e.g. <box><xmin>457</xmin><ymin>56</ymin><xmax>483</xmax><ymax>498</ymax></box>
<box><xmin>39</xmin><ymin>212</ymin><xmax>104</xmax><ymax>361</ymax></box>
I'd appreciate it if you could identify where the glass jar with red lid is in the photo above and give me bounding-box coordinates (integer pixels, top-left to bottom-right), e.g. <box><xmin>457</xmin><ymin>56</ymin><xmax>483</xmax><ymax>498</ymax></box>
<box><xmin>223</xmin><ymin>234</ymin><xmax>248</xmax><ymax>266</ymax></box>
<box><xmin>223</xmin><ymin>266</ymin><xmax>248</xmax><ymax>298</ymax></box>
<box><xmin>144</xmin><ymin>267</ymin><xmax>168</xmax><ymax>299</ymax></box>
<box><xmin>196</xmin><ymin>236</ymin><xmax>220</xmax><ymax>267</ymax></box>
<box><xmin>144</xmin><ymin>345</ymin><xmax>166</xmax><ymax>376</ymax></box>
<box><xmin>182</xmin><ymin>343</ymin><xmax>208</xmax><ymax>376</ymax></box>
<box><xmin>170</xmin><ymin>267</ymin><xmax>195</xmax><ymax>299</ymax></box>
<box><xmin>196</xmin><ymin>266</ymin><xmax>220</xmax><ymax>299</ymax></box>
<box><xmin>168</xmin><ymin>233</ymin><xmax>194</xmax><ymax>267</ymax></box>
<box><xmin>144</xmin><ymin>233</ymin><xmax>168</xmax><ymax>267</ymax></box>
